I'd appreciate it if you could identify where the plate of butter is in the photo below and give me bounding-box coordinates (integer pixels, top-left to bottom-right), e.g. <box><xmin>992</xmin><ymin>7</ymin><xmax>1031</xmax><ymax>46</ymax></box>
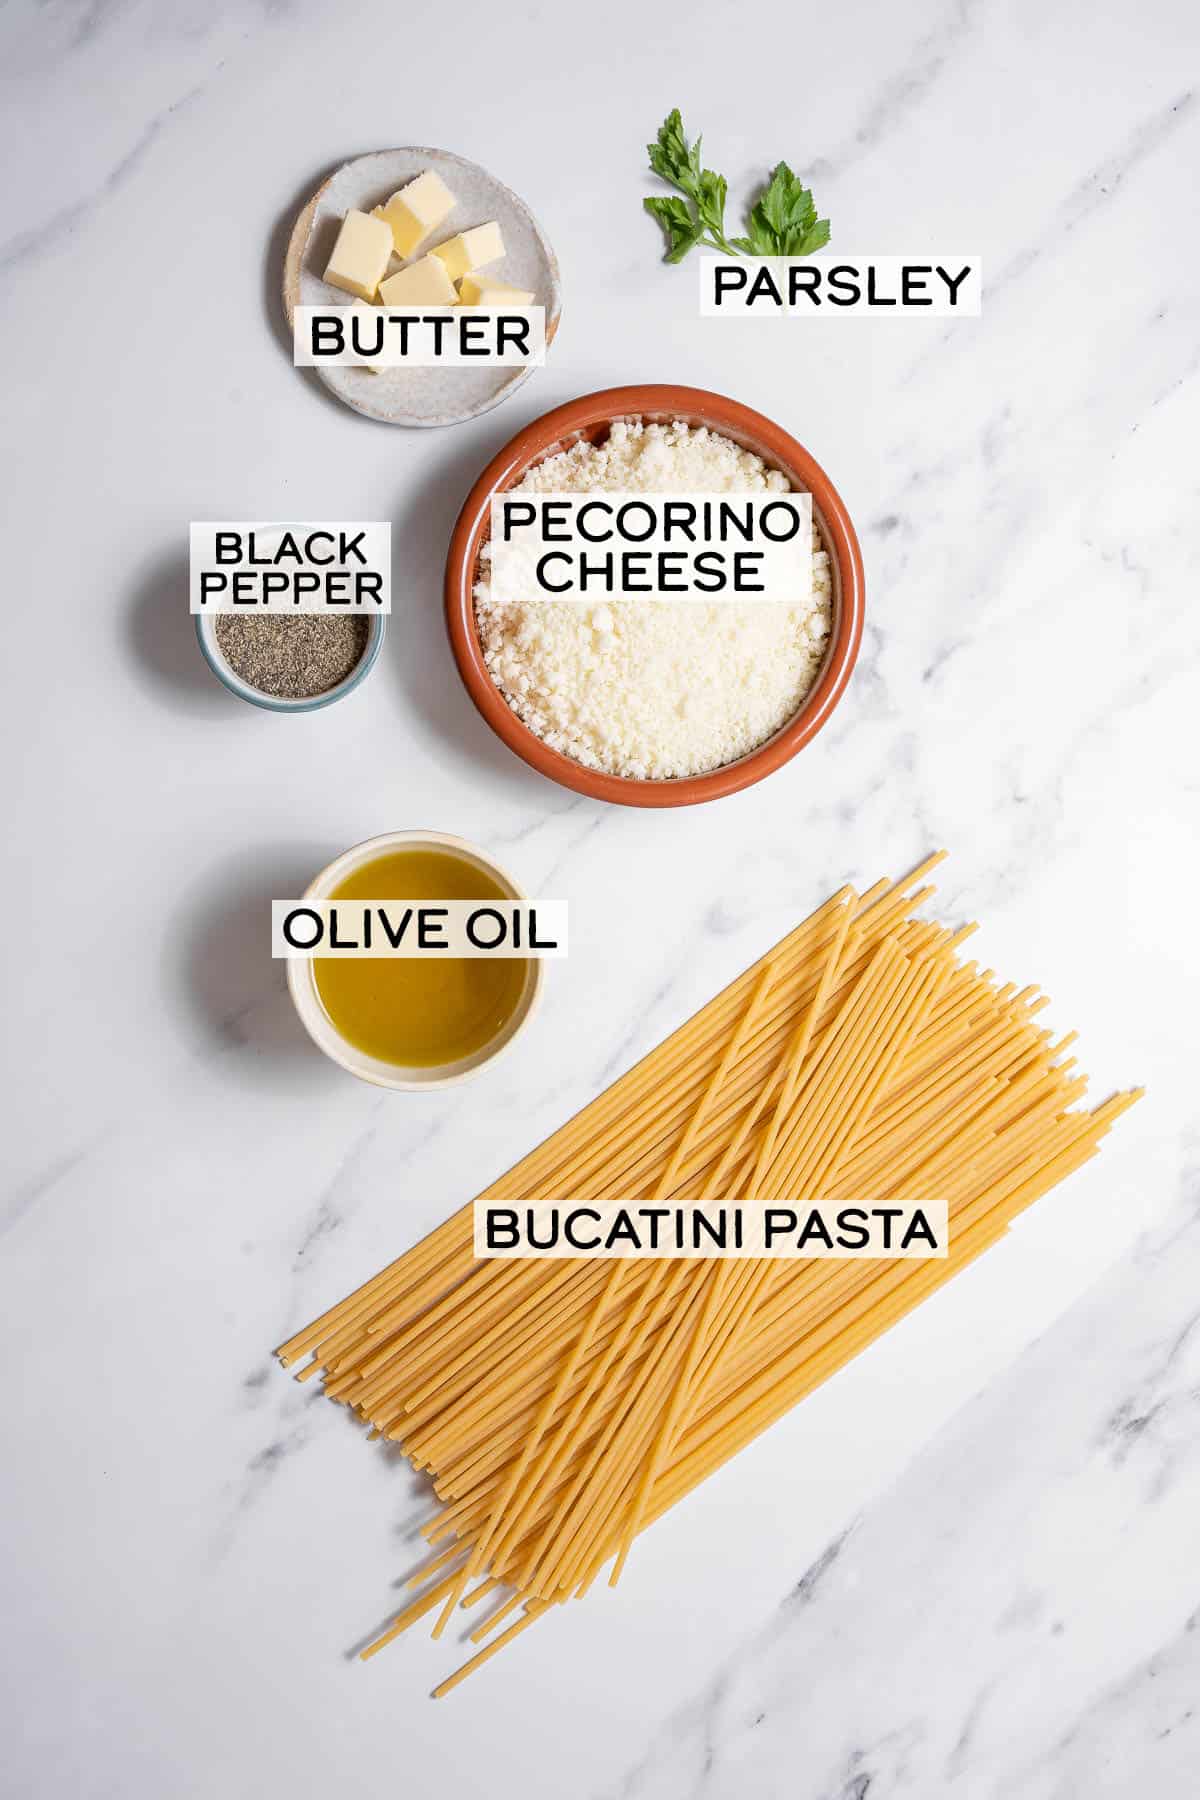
<box><xmin>283</xmin><ymin>147</ymin><xmax>562</xmax><ymax>427</ymax></box>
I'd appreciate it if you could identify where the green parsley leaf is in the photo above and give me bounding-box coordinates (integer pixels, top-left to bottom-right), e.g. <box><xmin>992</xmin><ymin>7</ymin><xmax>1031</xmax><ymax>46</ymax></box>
<box><xmin>693</xmin><ymin>168</ymin><xmax>728</xmax><ymax>241</ymax></box>
<box><xmin>647</xmin><ymin>109</ymin><xmax>702</xmax><ymax>195</ymax></box>
<box><xmin>643</xmin><ymin>195</ymin><xmax>704</xmax><ymax>264</ymax></box>
<box><xmin>733</xmin><ymin>162</ymin><xmax>831</xmax><ymax>256</ymax></box>
<box><xmin>645</xmin><ymin>110</ymin><xmax>735</xmax><ymax>260</ymax></box>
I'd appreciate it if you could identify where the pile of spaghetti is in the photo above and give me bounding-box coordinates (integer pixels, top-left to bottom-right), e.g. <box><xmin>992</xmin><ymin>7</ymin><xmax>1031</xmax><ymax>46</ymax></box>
<box><xmin>277</xmin><ymin>855</ymin><xmax>1140</xmax><ymax>1695</ymax></box>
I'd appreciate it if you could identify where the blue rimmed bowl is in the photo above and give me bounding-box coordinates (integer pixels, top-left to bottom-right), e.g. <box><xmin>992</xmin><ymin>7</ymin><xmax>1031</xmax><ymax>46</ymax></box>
<box><xmin>194</xmin><ymin>612</ymin><xmax>386</xmax><ymax>713</ymax></box>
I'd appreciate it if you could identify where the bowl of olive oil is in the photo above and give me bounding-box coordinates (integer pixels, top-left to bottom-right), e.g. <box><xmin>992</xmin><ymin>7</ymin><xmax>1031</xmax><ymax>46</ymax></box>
<box><xmin>287</xmin><ymin>831</ymin><xmax>545</xmax><ymax>1089</ymax></box>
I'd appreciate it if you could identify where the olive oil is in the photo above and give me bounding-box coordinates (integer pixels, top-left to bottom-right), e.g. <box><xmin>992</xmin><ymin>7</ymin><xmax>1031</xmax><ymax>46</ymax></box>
<box><xmin>314</xmin><ymin>848</ymin><xmax>528</xmax><ymax>1067</ymax></box>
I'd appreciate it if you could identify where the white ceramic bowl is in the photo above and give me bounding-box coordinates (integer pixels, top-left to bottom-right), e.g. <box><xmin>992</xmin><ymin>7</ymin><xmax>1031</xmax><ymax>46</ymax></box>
<box><xmin>195</xmin><ymin>610</ymin><xmax>385</xmax><ymax>713</ymax></box>
<box><xmin>286</xmin><ymin>830</ymin><xmax>545</xmax><ymax>1090</ymax></box>
<box><xmin>283</xmin><ymin>146</ymin><xmax>563</xmax><ymax>428</ymax></box>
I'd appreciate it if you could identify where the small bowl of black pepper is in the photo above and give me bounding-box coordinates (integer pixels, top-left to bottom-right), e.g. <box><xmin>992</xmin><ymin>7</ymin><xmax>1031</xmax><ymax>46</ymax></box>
<box><xmin>195</xmin><ymin>610</ymin><xmax>385</xmax><ymax>711</ymax></box>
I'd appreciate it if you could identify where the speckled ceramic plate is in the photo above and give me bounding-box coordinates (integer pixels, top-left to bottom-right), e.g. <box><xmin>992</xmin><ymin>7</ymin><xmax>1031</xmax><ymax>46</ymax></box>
<box><xmin>283</xmin><ymin>147</ymin><xmax>562</xmax><ymax>428</ymax></box>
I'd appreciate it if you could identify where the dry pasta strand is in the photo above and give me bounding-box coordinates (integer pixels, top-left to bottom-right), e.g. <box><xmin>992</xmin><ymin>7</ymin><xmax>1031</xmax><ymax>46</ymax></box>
<box><xmin>275</xmin><ymin>856</ymin><xmax>1140</xmax><ymax>1695</ymax></box>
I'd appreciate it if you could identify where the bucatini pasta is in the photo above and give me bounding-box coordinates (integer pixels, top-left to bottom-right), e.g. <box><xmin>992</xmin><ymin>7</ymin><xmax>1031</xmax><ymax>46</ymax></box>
<box><xmin>277</xmin><ymin>855</ymin><xmax>1141</xmax><ymax>1696</ymax></box>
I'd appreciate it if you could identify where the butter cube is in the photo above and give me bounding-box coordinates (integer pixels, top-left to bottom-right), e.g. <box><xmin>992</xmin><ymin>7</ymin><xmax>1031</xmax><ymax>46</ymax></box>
<box><xmin>432</xmin><ymin>222</ymin><xmax>506</xmax><ymax>282</ymax></box>
<box><xmin>373</xmin><ymin>170</ymin><xmax>456</xmax><ymax>259</ymax></box>
<box><xmin>323</xmin><ymin>209</ymin><xmax>393</xmax><ymax>300</ymax></box>
<box><xmin>457</xmin><ymin>274</ymin><xmax>536</xmax><ymax>307</ymax></box>
<box><xmin>378</xmin><ymin>253</ymin><xmax>458</xmax><ymax>306</ymax></box>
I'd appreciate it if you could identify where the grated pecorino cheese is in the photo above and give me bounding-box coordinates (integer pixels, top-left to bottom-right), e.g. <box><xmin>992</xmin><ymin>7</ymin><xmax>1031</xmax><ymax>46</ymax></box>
<box><xmin>473</xmin><ymin>420</ymin><xmax>832</xmax><ymax>781</ymax></box>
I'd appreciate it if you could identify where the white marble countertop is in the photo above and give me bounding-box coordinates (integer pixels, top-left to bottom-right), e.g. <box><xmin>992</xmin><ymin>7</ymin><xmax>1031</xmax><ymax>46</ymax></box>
<box><xmin>3</xmin><ymin>2</ymin><xmax>1199</xmax><ymax>1795</ymax></box>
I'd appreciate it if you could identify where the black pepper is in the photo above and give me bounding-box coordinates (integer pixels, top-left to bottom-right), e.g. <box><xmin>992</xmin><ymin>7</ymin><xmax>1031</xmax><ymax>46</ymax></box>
<box><xmin>214</xmin><ymin>615</ymin><xmax>369</xmax><ymax>699</ymax></box>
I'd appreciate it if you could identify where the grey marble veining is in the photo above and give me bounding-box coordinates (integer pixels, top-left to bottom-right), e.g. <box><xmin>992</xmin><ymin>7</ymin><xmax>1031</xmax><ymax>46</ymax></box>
<box><xmin>604</xmin><ymin>1180</ymin><xmax>1200</xmax><ymax>1799</ymax></box>
<box><xmin>2</xmin><ymin>0</ymin><xmax>1198</xmax><ymax>1795</ymax></box>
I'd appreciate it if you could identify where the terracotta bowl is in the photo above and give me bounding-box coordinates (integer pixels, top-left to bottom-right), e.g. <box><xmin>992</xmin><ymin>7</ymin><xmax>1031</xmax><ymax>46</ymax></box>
<box><xmin>445</xmin><ymin>385</ymin><xmax>864</xmax><ymax>808</ymax></box>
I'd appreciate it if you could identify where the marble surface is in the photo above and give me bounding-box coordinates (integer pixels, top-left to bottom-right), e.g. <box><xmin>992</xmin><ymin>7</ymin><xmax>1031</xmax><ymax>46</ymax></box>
<box><xmin>2</xmin><ymin>1</ymin><xmax>1199</xmax><ymax>1795</ymax></box>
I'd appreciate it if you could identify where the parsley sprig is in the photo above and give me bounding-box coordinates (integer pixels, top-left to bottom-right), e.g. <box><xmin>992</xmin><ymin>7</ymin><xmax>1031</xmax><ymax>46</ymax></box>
<box><xmin>644</xmin><ymin>109</ymin><xmax>830</xmax><ymax>263</ymax></box>
<box><xmin>644</xmin><ymin>109</ymin><xmax>736</xmax><ymax>261</ymax></box>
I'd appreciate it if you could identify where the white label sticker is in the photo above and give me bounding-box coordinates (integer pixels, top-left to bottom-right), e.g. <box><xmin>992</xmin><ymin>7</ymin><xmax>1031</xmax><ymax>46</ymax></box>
<box><xmin>293</xmin><ymin>305</ymin><xmax>546</xmax><ymax>366</ymax></box>
<box><xmin>700</xmin><ymin>256</ymin><xmax>982</xmax><ymax>316</ymax></box>
<box><xmin>190</xmin><ymin>523</ymin><xmax>391</xmax><ymax>614</ymax></box>
<box><xmin>473</xmin><ymin>1200</ymin><xmax>949</xmax><ymax>1258</ymax></box>
<box><xmin>487</xmin><ymin>492</ymin><xmax>813</xmax><ymax>603</ymax></box>
<box><xmin>272</xmin><ymin>900</ymin><xmax>568</xmax><ymax>959</ymax></box>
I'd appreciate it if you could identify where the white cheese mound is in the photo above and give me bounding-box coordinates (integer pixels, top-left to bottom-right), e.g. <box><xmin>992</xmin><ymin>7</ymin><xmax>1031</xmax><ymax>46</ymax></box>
<box><xmin>473</xmin><ymin>419</ymin><xmax>832</xmax><ymax>781</ymax></box>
